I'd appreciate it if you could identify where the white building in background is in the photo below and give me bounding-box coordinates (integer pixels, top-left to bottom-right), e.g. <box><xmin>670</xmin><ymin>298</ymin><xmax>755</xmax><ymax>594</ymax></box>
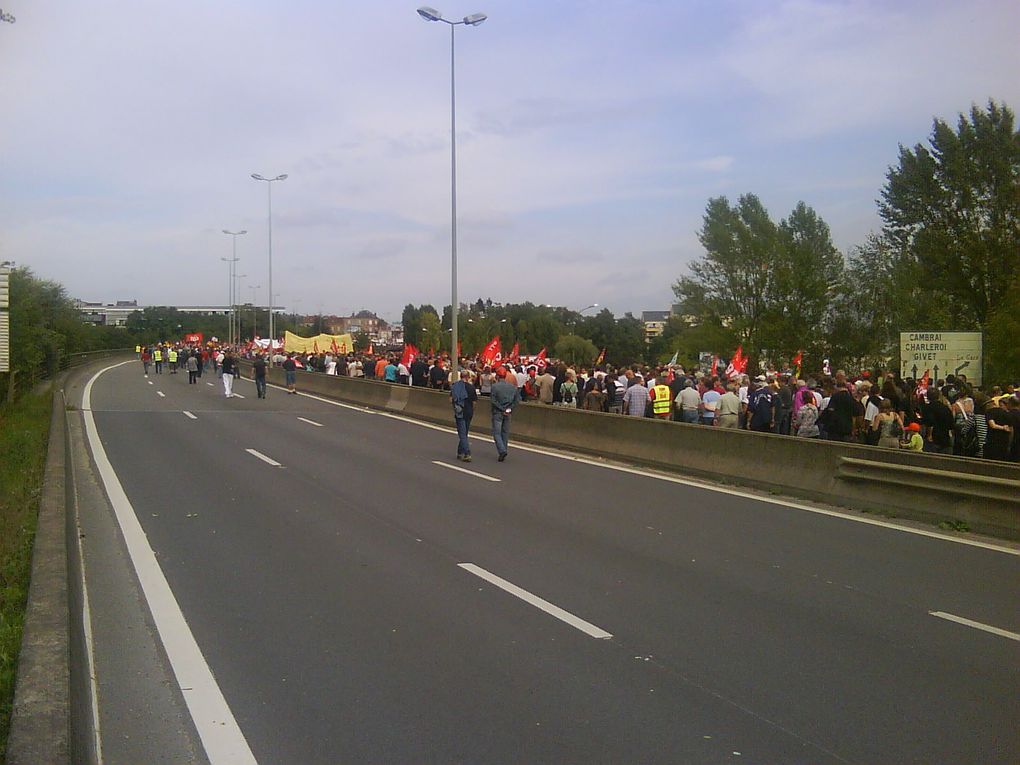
<box><xmin>75</xmin><ymin>300</ymin><xmax>243</xmax><ymax>326</ymax></box>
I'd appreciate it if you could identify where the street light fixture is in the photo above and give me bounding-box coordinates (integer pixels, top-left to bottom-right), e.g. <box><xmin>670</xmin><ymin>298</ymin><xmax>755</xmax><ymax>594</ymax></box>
<box><xmin>221</xmin><ymin>229</ymin><xmax>246</xmax><ymax>345</ymax></box>
<box><xmin>235</xmin><ymin>274</ymin><xmax>247</xmax><ymax>342</ymax></box>
<box><xmin>251</xmin><ymin>173</ymin><xmax>288</xmax><ymax>353</ymax></box>
<box><xmin>416</xmin><ymin>6</ymin><xmax>487</xmax><ymax>374</ymax></box>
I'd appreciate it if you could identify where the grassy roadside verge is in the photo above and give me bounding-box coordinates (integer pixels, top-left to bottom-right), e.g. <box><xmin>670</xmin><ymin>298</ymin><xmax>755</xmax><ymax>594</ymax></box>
<box><xmin>0</xmin><ymin>391</ymin><xmax>53</xmax><ymax>759</ymax></box>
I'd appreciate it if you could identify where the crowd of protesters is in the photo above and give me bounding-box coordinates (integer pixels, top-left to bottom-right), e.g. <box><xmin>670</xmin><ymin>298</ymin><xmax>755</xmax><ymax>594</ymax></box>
<box><xmin>141</xmin><ymin>342</ymin><xmax>1019</xmax><ymax>464</ymax></box>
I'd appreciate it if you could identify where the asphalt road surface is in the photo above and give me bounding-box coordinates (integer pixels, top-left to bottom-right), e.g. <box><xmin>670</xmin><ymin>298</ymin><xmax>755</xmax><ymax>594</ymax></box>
<box><xmin>76</xmin><ymin>360</ymin><xmax>1019</xmax><ymax>764</ymax></box>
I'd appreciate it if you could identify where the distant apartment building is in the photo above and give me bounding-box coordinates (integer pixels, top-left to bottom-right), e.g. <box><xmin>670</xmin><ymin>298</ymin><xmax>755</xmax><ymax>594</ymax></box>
<box><xmin>641</xmin><ymin>310</ymin><xmax>673</xmax><ymax>343</ymax></box>
<box><xmin>324</xmin><ymin>310</ymin><xmax>390</xmax><ymax>337</ymax></box>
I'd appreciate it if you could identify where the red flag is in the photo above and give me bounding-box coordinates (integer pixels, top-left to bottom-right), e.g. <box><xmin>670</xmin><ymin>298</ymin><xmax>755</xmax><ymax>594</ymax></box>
<box><xmin>366</xmin><ymin>344</ymin><xmax>374</xmax><ymax>355</ymax></box>
<box><xmin>917</xmin><ymin>368</ymin><xmax>931</xmax><ymax>397</ymax></box>
<box><xmin>400</xmin><ymin>343</ymin><xmax>419</xmax><ymax>367</ymax></box>
<box><xmin>480</xmin><ymin>336</ymin><xmax>502</xmax><ymax>366</ymax></box>
<box><xmin>792</xmin><ymin>350</ymin><xmax>803</xmax><ymax>378</ymax></box>
<box><xmin>711</xmin><ymin>355</ymin><xmax>719</xmax><ymax>377</ymax></box>
<box><xmin>535</xmin><ymin>347</ymin><xmax>548</xmax><ymax>369</ymax></box>
<box><xmin>508</xmin><ymin>343</ymin><xmax>520</xmax><ymax>363</ymax></box>
<box><xmin>724</xmin><ymin>345</ymin><xmax>746</xmax><ymax>380</ymax></box>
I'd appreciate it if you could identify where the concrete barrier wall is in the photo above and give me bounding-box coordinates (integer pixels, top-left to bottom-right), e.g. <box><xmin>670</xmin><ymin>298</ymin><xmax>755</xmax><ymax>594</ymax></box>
<box><xmin>239</xmin><ymin>364</ymin><xmax>1020</xmax><ymax>539</ymax></box>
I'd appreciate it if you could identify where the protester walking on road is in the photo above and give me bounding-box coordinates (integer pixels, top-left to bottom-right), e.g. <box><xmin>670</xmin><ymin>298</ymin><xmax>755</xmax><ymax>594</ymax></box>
<box><xmin>489</xmin><ymin>367</ymin><xmax>521</xmax><ymax>461</ymax></box>
<box><xmin>282</xmin><ymin>353</ymin><xmax>298</xmax><ymax>394</ymax></box>
<box><xmin>253</xmin><ymin>354</ymin><xmax>268</xmax><ymax>399</ymax></box>
<box><xmin>186</xmin><ymin>352</ymin><xmax>199</xmax><ymax>384</ymax></box>
<box><xmin>451</xmin><ymin>369</ymin><xmax>478</xmax><ymax>461</ymax></box>
<box><xmin>141</xmin><ymin>347</ymin><xmax>151</xmax><ymax>376</ymax></box>
<box><xmin>221</xmin><ymin>351</ymin><xmax>238</xmax><ymax>398</ymax></box>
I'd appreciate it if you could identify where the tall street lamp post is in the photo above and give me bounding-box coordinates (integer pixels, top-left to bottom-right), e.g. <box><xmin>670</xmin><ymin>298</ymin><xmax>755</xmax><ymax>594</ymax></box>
<box><xmin>222</xmin><ymin>229</ymin><xmax>246</xmax><ymax>345</ymax></box>
<box><xmin>416</xmin><ymin>6</ymin><xmax>487</xmax><ymax>376</ymax></box>
<box><xmin>234</xmin><ymin>274</ymin><xmax>247</xmax><ymax>342</ymax></box>
<box><xmin>251</xmin><ymin>173</ymin><xmax>288</xmax><ymax>354</ymax></box>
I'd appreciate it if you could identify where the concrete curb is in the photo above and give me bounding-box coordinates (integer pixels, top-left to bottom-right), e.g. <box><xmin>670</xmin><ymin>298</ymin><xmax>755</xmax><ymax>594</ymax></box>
<box><xmin>6</xmin><ymin>387</ymin><xmax>70</xmax><ymax>764</ymax></box>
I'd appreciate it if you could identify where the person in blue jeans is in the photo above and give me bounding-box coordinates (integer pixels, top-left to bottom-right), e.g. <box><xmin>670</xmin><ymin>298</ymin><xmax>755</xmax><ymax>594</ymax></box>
<box><xmin>489</xmin><ymin>367</ymin><xmax>521</xmax><ymax>462</ymax></box>
<box><xmin>450</xmin><ymin>369</ymin><xmax>478</xmax><ymax>461</ymax></box>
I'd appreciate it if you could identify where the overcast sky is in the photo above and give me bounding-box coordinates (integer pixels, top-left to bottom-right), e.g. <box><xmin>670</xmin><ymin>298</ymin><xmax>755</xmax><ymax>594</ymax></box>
<box><xmin>2</xmin><ymin>0</ymin><xmax>1018</xmax><ymax>323</ymax></box>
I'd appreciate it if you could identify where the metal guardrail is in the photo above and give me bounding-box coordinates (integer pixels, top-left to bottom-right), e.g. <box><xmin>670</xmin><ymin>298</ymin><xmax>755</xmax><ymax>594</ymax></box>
<box><xmin>2</xmin><ymin>348</ymin><xmax>133</xmax><ymax>404</ymax></box>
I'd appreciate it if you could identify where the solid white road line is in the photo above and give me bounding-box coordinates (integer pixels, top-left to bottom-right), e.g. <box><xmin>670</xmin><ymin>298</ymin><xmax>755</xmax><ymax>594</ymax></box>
<box><xmin>432</xmin><ymin>460</ymin><xmax>501</xmax><ymax>482</ymax></box>
<box><xmin>459</xmin><ymin>563</ymin><xmax>612</xmax><ymax>640</ymax></box>
<box><xmin>249</xmin><ymin>376</ymin><xmax>1020</xmax><ymax>556</ymax></box>
<box><xmin>157</xmin><ymin>391</ymin><xmax>166</xmax><ymax>398</ymax></box>
<box><xmin>297</xmin><ymin>417</ymin><xmax>323</xmax><ymax>427</ymax></box>
<box><xmin>83</xmin><ymin>362</ymin><xmax>257</xmax><ymax>764</ymax></box>
<box><xmin>183</xmin><ymin>411</ymin><xmax>197</xmax><ymax>420</ymax></box>
<box><xmin>929</xmin><ymin>611</ymin><xmax>1020</xmax><ymax>641</ymax></box>
<box><xmin>246</xmin><ymin>448</ymin><xmax>282</xmax><ymax>467</ymax></box>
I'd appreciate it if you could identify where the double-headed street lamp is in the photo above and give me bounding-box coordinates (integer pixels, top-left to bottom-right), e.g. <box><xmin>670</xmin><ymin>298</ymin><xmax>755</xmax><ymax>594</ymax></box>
<box><xmin>221</xmin><ymin>229</ymin><xmax>246</xmax><ymax>346</ymax></box>
<box><xmin>416</xmin><ymin>6</ymin><xmax>487</xmax><ymax>375</ymax></box>
<box><xmin>251</xmin><ymin>173</ymin><xmax>288</xmax><ymax>354</ymax></box>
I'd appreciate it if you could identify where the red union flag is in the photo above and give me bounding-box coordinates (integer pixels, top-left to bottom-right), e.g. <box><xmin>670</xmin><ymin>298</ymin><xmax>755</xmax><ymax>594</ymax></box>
<box><xmin>400</xmin><ymin>343</ymin><xmax>419</xmax><ymax>367</ymax></box>
<box><xmin>508</xmin><ymin>342</ymin><xmax>520</xmax><ymax>363</ymax></box>
<box><xmin>724</xmin><ymin>345</ymin><xmax>746</xmax><ymax>380</ymax></box>
<box><xmin>184</xmin><ymin>332</ymin><xmax>203</xmax><ymax>345</ymax></box>
<box><xmin>917</xmin><ymin>368</ymin><xmax>931</xmax><ymax>397</ymax></box>
<box><xmin>480</xmin><ymin>336</ymin><xmax>502</xmax><ymax>367</ymax></box>
<box><xmin>711</xmin><ymin>355</ymin><xmax>719</xmax><ymax>377</ymax></box>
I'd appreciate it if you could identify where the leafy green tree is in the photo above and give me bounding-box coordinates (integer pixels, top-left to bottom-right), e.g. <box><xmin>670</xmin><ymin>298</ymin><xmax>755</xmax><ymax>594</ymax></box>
<box><xmin>759</xmin><ymin>202</ymin><xmax>844</xmax><ymax>362</ymax></box>
<box><xmin>352</xmin><ymin>330</ymin><xmax>371</xmax><ymax>352</ymax></box>
<box><xmin>401</xmin><ymin>304</ymin><xmax>421</xmax><ymax>347</ymax></box>
<box><xmin>609</xmin><ymin>314</ymin><xmax>647</xmax><ymax>366</ymax></box>
<box><xmin>674</xmin><ymin>194</ymin><xmax>848</xmax><ymax>370</ymax></box>
<box><xmin>674</xmin><ymin>194</ymin><xmax>780</xmax><ymax>356</ymax></box>
<box><xmin>554</xmin><ymin>334</ymin><xmax>599</xmax><ymax>367</ymax></box>
<box><xmin>879</xmin><ymin>100</ymin><xmax>1019</xmax><ymax>328</ymax></box>
<box><xmin>984</xmin><ymin>275</ymin><xmax>1020</xmax><ymax>384</ymax></box>
<box><xmin>420</xmin><ymin>309</ymin><xmax>443</xmax><ymax>354</ymax></box>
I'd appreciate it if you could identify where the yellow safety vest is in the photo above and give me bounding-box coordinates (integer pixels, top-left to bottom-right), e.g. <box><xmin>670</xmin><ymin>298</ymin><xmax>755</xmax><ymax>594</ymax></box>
<box><xmin>168</xmin><ymin>350</ymin><xmax>178</xmax><ymax>362</ymax></box>
<box><xmin>651</xmin><ymin>384</ymin><xmax>672</xmax><ymax>415</ymax></box>
<box><xmin>154</xmin><ymin>350</ymin><xmax>163</xmax><ymax>361</ymax></box>
<box><xmin>135</xmin><ymin>345</ymin><xmax>141</xmax><ymax>353</ymax></box>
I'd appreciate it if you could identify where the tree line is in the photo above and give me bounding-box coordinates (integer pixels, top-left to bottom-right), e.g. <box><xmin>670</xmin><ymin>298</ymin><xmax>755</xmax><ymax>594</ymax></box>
<box><xmin>669</xmin><ymin>100</ymin><xmax>1019</xmax><ymax>384</ymax></box>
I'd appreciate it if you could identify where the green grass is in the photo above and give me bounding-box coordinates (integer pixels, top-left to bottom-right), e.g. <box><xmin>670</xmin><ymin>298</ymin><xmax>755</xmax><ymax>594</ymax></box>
<box><xmin>0</xmin><ymin>391</ymin><xmax>52</xmax><ymax>759</ymax></box>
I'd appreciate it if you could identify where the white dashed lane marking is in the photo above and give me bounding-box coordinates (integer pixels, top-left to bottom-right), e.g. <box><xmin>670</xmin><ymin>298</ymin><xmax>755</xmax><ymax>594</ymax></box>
<box><xmin>245</xmin><ymin>448</ymin><xmax>282</xmax><ymax>467</ymax></box>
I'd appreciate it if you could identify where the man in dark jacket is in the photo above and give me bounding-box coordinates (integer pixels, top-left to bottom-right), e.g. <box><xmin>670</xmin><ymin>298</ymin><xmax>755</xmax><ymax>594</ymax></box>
<box><xmin>450</xmin><ymin>369</ymin><xmax>478</xmax><ymax>461</ymax></box>
<box><xmin>825</xmin><ymin>371</ymin><xmax>855</xmax><ymax>441</ymax></box>
<box><xmin>489</xmin><ymin>367</ymin><xmax>521</xmax><ymax>462</ymax></box>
